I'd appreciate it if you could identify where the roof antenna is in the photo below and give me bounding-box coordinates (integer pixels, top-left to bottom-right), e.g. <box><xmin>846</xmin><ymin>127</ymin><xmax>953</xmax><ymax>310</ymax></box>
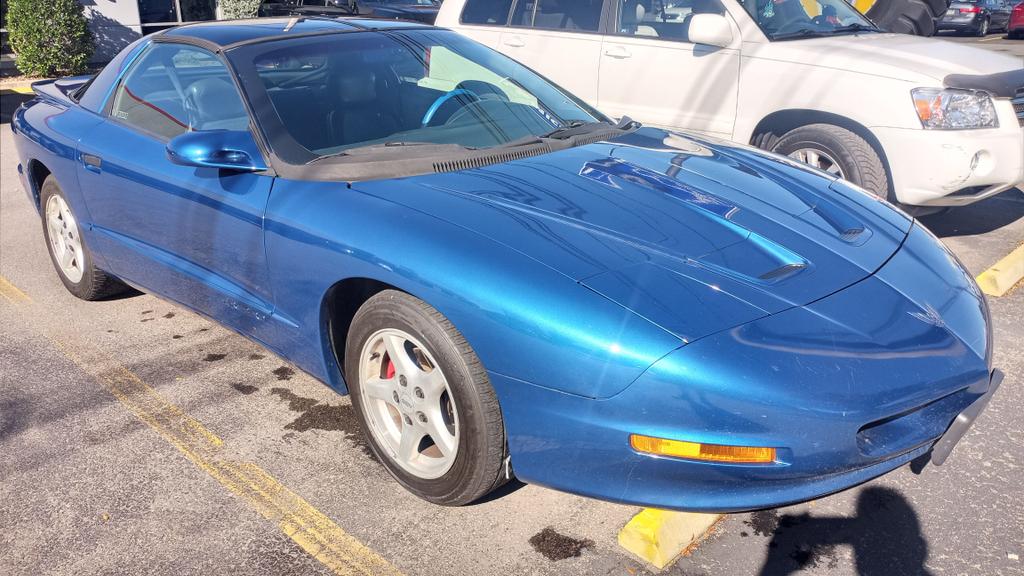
<box><xmin>283</xmin><ymin>17</ymin><xmax>303</xmax><ymax>32</ymax></box>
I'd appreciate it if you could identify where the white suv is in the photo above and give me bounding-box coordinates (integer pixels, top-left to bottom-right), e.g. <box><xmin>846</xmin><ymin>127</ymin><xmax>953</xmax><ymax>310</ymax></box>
<box><xmin>437</xmin><ymin>0</ymin><xmax>1024</xmax><ymax>208</ymax></box>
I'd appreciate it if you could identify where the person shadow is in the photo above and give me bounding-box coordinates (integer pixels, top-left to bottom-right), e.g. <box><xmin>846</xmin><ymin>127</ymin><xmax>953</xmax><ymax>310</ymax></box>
<box><xmin>756</xmin><ymin>487</ymin><xmax>932</xmax><ymax>576</ymax></box>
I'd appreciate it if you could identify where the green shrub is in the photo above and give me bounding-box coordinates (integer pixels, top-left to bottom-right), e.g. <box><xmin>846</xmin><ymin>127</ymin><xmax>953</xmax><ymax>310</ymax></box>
<box><xmin>7</xmin><ymin>0</ymin><xmax>94</xmax><ymax>77</ymax></box>
<box><xmin>220</xmin><ymin>0</ymin><xmax>264</xmax><ymax>19</ymax></box>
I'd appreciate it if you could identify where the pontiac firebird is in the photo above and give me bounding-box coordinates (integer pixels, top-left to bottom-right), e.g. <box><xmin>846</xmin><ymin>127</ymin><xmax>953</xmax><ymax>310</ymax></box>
<box><xmin>11</xmin><ymin>17</ymin><xmax>1001</xmax><ymax>512</ymax></box>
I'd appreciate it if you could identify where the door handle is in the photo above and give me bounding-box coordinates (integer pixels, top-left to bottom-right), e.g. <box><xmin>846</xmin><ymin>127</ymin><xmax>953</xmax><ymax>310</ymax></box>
<box><xmin>503</xmin><ymin>36</ymin><xmax>526</xmax><ymax>48</ymax></box>
<box><xmin>81</xmin><ymin>153</ymin><xmax>102</xmax><ymax>173</ymax></box>
<box><xmin>603</xmin><ymin>46</ymin><xmax>632</xmax><ymax>59</ymax></box>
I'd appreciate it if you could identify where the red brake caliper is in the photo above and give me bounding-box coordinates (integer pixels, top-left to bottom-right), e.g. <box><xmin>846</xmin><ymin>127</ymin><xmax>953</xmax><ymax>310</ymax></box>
<box><xmin>385</xmin><ymin>356</ymin><xmax>396</xmax><ymax>379</ymax></box>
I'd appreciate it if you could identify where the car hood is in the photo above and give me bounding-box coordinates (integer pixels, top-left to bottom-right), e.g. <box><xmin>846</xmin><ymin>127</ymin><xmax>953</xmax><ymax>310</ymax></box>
<box><xmin>751</xmin><ymin>33</ymin><xmax>1022</xmax><ymax>83</ymax></box>
<box><xmin>354</xmin><ymin>128</ymin><xmax>912</xmax><ymax>343</ymax></box>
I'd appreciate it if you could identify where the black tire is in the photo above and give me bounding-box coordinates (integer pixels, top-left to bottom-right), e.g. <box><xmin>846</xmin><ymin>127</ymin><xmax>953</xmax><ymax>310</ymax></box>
<box><xmin>345</xmin><ymin>290</ymin><xmax>508</xmax><ymax>506</ymax></box>
<box><xmin>770</xmin><ymin>124</ymin><xmax>892</xmax><ymax>202</ymax></box>
<box><xmin>39</xmin><ymin>175</ymin><xmax>127</xmax><ymax>301</ymax></box>
<box><xmin>974</xmin><ymin>17</ymin><xmax>990</xmax><ymax>36</ymax></box>
<box><xmin>864</xmin><ymin>0</ymin><xmax>949</xmax><ymax>36</ymax></box>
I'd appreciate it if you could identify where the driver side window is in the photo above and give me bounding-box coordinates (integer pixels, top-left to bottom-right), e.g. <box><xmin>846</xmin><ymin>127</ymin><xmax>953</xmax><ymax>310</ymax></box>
<box><xmin>110</xmin><ymin>44</ymin><xmax>249</xmax><ymax>140</ymax></box>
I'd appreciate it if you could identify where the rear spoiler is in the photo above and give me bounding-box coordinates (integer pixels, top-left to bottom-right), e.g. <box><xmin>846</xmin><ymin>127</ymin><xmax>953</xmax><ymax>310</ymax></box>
<box><xmin>30</xmin><ymin>75</ymin><xmax>93</xmax><ymax>106</ymax></box>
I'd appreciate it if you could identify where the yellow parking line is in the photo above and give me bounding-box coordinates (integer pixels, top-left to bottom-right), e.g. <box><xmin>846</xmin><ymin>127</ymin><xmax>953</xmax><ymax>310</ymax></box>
<box><xmin>976</xmin><ymin>243</ymin><xmax>1024</xmax><ymax>297</ymax></box>
<box><xmin>0</xmin><ymin>276</ymin><xmax>32</xmax><ymax>303</ymax></box>
<box><xmin>979</xmin><ymin>36</ymin><xmax>1003</xmax><ymax>42</ymax></box>
<box><xmin>3</xmin><ymin>277</ymin><xmax>400</xmax><ymax>576</ymax></box>
<box><xmin>55</xmin><ymin>337</ymin><xmax>401</xmax><ymax>576</ymax></box>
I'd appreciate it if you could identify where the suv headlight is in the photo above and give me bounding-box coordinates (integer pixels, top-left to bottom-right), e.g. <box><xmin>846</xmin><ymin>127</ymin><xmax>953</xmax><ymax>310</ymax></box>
<box><xmin>912</xmin><ymin>88</ymin><xmax>998</xmax><ymax>130</ymax></box>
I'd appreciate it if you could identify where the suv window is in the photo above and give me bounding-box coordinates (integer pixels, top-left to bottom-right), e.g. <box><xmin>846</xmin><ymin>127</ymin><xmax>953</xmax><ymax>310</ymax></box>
<box><xmin>461</xmin><ymin>0</ymin><xmax>515</xmax><ymax>24</ymax></box>
<box><xmin>511</xmin><ymin>0</ymin><xmax>604</xmax><ymax>31</ymax></box>
<box><xmin>110</xmin><ymin>44</ymin><xmax>249</xmax><ymax>140</ymax></box>
<box><xmin>615</xmin><ymin>0</ymin><xmax>724</xmax><ymax>41</ymax></box>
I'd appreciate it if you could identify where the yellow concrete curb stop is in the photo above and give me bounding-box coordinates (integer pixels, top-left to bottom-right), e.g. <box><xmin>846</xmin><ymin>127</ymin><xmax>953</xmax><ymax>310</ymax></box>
<box><xmin>618</xmin><ymin>508</ymin><xmax>722</xmax><ymax>570</ymax></box>
<box><xmin>976</xmin><ymin>244</ymin><xmax>1024</xmax><ymax>297</ymax></box>
<box><xmin>0</xmin><ymin>85</ymin><xmax>34</xmax><ymax>94</ymax></box>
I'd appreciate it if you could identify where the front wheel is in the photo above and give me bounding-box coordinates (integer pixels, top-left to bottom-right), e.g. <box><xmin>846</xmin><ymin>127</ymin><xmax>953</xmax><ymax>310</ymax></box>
<box><xmin>770</xmin><ymin>124</ymin><xmax>892</xmax><ymax>202</ymax></box>
<box><xmin>39</xmin><ymin>175</ymin><xmax>126</xmax><ymax>300</ymax></box>
<box><xmin>345</xmin><ymin>290</ymin><xmax>508</xmax><ymax>505</ymax></box>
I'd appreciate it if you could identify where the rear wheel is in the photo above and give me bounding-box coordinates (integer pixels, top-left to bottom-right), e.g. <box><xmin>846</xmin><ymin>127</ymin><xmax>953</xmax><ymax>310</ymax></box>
<box><xmin>345</xmin><ymin>290</ymin><xmax>508</xmax><ymax>505</ymax></box>
<box><xmin>770</xmin><ymin>124</ymin><xmax>892</xmax><ymax>202</ymax></box>
<box><xmin>975</xmin><ymin>17</ymin><xmax>990</xmax><ymax>36</ymax></box>
<box><xmin>39</xmin><ymin>176</ymin><xmax>126</xmax><ymax>300</ymax></box>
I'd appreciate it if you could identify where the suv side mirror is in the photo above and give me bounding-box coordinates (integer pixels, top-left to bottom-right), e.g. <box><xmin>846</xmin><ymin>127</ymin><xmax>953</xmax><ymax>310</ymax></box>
<box><xmin>688</xmin><ymin>13</ymin><xmax>733</xmax><ymax>48</ymax></box>
<box><xmin>166</xmin><ymin>130</ymin><xmax>267</xmax><ymax>172</ymax></box>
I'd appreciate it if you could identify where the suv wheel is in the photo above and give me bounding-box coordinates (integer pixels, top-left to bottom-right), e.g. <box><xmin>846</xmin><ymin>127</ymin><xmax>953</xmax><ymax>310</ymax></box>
<box><xmin>770</xmin><ymin>124</ymin><xmax>892</xmax><ymax>201</ymax></box>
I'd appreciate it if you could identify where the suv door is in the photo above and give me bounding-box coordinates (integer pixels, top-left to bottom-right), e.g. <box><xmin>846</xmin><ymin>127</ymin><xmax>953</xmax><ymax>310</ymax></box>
<box><xmin>597</xmin><ymin>0</ymin><xmax>740</xmax><ymax>137</ymax></box>
<box><xmin>498</xmin><ymin>0</ymin><xmax>607</xmax><ymax>103</ymax></box>
<box><xmin>77</xmin><ymin>42</ymin><xmax>276</xmax><ymax>332</ymax></box>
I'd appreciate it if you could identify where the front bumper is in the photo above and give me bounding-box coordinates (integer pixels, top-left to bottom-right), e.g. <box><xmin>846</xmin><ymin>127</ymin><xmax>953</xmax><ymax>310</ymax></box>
<box><xmin>496</xmin><ymin>223</ymin><xmax>996</xmax><ymax>512</ymax></box>
<box><xmin>872</xmin><ymin>100</ymin><xmax>1024</xmax><ymax>206</ymax></box>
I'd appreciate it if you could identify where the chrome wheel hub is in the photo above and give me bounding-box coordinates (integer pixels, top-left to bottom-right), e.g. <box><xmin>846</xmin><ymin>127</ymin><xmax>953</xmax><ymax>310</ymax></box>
<box><xmin>45</xmin><ymin>195</ymin><xmax>85</xmax><ymax>284</ymax></box>
<box><xmin>788</xmin><ymin>147</ymin><xmax>845</xmax><ymax>178</ymax></box>
<box><xmin>358</xmin><ymin>328</ymin><xmax>459</xmax><ymax>479</ymax></box>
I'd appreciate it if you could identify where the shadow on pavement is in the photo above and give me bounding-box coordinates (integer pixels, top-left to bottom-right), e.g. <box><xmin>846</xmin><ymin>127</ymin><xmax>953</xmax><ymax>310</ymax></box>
<box><xmin>919</xmin><ymin>188</ymin><xmax>1024</xmax><ymax>238</ymax></box>
<box><xmin>756</xmin><ymin>487</ymin><xmax>931</xmax><ymax>576</ymax></box>
<box><xmin>1</xmin><ymin>91</ymin><xmax>33</xmax><ymax>124</ymax></box>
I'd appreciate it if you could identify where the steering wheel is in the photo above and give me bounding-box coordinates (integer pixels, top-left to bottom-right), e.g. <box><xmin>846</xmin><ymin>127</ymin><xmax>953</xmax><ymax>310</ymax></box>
<box><xmin>421</xmin><ymin>89</ymin><xmax>481</xmax><ymax>127</ymax></box>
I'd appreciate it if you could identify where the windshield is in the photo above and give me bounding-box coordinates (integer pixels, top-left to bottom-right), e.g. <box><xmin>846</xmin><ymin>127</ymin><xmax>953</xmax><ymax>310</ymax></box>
<box><xmin>735</xmin><ymin>0</ymin><xmax>879</xmax><ymax>40</ymax></box>
<box><xmin>229</xmin><ymin>29</ymin><xmax>605</xmax><ymax>164</ymax></box>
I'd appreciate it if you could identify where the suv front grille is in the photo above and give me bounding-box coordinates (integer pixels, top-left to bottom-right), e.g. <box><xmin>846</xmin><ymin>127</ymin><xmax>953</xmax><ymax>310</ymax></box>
<box><xmin>1013</xmin><ymin>87</ymin><xmax>1024</xmax><ymax>127</ymax></box>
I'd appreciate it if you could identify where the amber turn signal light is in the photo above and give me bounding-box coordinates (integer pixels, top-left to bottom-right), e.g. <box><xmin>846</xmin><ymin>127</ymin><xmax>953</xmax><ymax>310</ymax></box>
<box><xmin>629</xmin><ymin>434</ymin><xmax>776</xmax><ymax>464</ymax></box>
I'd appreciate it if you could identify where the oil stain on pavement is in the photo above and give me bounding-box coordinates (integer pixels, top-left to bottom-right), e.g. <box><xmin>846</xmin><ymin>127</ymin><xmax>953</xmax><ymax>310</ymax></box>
<box><xmin>232</xmin><ymin>383</ymin><xmax>259</xmax><ymax>395</ymax></box>
<box><xmin>528</xmin><ymin>527</ymin><xmax>594</xmax><ymax>560</ymax></box>
<box><xmin>273</xmin><ymin>366</ymin><xmax>295</xmax><ymax>380</ymax></box>
<box><xmin>204</xmin><ymin>353</ymin><xmax>227</xmax><ymax>362</ymax></box>
<box><xmin>268</xmin><ymin>388</ymin><xmax>374</xmax><ymax>456</ymax></box>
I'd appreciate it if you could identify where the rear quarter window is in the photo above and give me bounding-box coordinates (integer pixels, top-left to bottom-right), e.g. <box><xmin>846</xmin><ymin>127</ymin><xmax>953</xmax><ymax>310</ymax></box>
<box><xmin>460</xmin><ymin>0</ymin><xmax>514</xmax><ymax>24</ymax></box>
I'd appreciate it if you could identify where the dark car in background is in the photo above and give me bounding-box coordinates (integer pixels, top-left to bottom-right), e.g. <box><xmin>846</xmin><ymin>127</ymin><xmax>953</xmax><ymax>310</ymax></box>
<box><xmin>279</xmin><ymin>0</ymin><xmax>440</xmax><ymax>23</ymax></box>
<box><xmin>938</xmin><ymin>0</ymin><xmax>1014</xmax><ymax>35</ymax></box>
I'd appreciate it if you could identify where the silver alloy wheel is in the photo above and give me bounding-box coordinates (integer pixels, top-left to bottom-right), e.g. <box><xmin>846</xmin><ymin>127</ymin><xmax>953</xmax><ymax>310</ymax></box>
<box><xmin>358</xmin><ymin>328</ymin><xmax>460</xmax><ymax>479</ymax></box>
<box><xmin>45</xmin><ymin>194</ymin><xmax>85</xmax><ymax>284</ymax></box>
<box><xmin>788</xmin><ymin>147</ymin><xmax>845</xmax><ymax>178</ymax></box>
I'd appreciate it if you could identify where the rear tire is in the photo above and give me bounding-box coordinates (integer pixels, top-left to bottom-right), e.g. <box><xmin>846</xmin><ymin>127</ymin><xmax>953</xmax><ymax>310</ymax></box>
<box><xmin>39</xmin><ymin>175</ymin><xmax>126</xmax><ymax>301</ymax></box>
<box><xmin>345</xmin><ymin>290</ymin><xmax>508</xmax><ymax>505</ymax></box>
<box><xmin>975</xmin><ymin>17</ymin><xmax>990</xmax><ymax>36</ymax></box>
<box><xmin>770</xmin><ymin>124</ymin><xmax>893</xmax><ymax>202</ymax></box>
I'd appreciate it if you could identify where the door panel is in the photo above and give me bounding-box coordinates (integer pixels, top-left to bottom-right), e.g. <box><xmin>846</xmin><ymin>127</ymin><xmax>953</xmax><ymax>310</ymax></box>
<box><xmin>498</xmin><ymin>29</ymin><xmax>604</xmax><ymax>103</ymax></box>
<box><xmin>597</xmin><ymin>0</ymin><xmax>740</xmax><ymax>137</ymax></box>
<box><xmin>78</xmin><ymin>42</ymin><xmax>275</xmax><ymax>334</ymax></box>
<box><xmin>496</xmin><ymin>0</ymin><xmax>606</xmax><ymax>104</ymax></box>
<box><xmin>78</xmin><ymin>122</ymin><xmax>275</xmax><ymax>331</ymax></box>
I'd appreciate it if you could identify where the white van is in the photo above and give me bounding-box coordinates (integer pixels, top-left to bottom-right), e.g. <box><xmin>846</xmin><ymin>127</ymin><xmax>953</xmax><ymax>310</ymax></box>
<box><xmin>437</xmin><ymin>0</ymin><xmax>1024</xmax><ymax>209</ymax></box>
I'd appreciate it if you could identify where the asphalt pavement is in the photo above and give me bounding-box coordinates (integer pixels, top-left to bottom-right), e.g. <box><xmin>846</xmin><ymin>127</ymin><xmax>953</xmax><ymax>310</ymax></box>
<box><xmin>2</xmin><ymin>34</ymin><xmax>1024</xmax><ymax>576</ymax></box>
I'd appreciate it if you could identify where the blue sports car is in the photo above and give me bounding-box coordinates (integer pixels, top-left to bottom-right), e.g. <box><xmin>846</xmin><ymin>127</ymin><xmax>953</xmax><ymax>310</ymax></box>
<box><xmin>11</xmin><ymin>17</ymin><xmax>1001</xmax><ymax>512</ymax></box>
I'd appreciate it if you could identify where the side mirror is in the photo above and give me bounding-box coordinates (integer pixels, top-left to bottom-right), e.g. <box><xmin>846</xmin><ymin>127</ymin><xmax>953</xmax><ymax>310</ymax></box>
<box><xmin>688</xmin><ymin>13</ymin><xmax>734</xmax><ymax>48</ymax></box>
<box><xmin>166</xmin><ymin>130</ymin><xmax>267</xmax><ymax>172</ymax></box>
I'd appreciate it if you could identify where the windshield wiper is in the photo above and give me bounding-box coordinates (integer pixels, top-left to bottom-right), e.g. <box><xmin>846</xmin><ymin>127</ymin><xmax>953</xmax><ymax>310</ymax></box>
<box><xmin>830</xmin><ymin>22</ymin><xmax>880</xmax><ymax>34</ymax></box>
<box><xmin>771</xmin><ymin>27</ymin><xmax>831</xmax><ymax>40</ymax></box>
<box><xmin>307</xmin><ymin>141</ymin><xmax>467</xmax><ymax>164</ymax></box>
<box><xmin>540</xmin><ymin>116</ymin><xmax>638</xmax><ymax>140</ymax></box>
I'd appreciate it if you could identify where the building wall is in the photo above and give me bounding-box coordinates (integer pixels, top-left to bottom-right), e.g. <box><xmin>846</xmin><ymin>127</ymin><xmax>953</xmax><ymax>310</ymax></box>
<box><xmin>80</xmin><ymin>0</ymin><xmax>144</xmax><ymax>62</ymax></box>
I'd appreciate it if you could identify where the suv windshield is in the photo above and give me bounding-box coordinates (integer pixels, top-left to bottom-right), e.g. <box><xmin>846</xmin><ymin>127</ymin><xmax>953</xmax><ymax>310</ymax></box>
<box><xmin>229</xmin><ymin>28</ymin><xmax>607</xmax><ymax>165</ymax></box>
<box><xmin>735</xmin><ymin>0</ymin><xmax>879</xmax><ymax>40</ymax></box>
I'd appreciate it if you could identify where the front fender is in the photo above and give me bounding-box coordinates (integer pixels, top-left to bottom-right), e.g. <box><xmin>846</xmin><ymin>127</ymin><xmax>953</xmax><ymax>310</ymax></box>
<box><xmin>263</xmin><ymin>178</ymin><xmax>682</xmax><ymax>398</ymax></box>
